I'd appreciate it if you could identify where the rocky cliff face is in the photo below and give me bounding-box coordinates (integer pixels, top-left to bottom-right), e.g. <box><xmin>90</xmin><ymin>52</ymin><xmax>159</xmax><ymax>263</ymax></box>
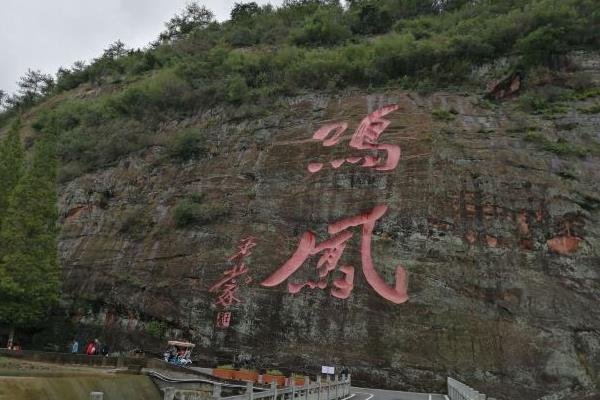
<box><xmin>54</xmin><ymin>55</ymin><xmax>600</xmax><ymax>400</ymax></box>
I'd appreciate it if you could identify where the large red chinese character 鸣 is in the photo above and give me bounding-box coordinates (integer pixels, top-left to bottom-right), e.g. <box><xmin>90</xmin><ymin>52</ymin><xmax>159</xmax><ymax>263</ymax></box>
<box><xmin>307</xmin><ymin>105</ymin><xmax>401</xmax><ymax>174</ymax></box>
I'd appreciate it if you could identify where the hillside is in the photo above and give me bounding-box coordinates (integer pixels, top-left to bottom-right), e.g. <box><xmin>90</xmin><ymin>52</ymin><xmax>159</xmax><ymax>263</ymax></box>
<box><xmin>0</xmin><ymin>1</ymin><xmax>599</xmax><ymax>399</ymax></box>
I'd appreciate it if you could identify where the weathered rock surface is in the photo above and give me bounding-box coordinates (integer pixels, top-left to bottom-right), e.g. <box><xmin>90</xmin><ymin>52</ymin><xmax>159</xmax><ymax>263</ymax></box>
<box><xmin>52</xmin><ymin>60</ymin><xmax>600</xmax><ymax>400</ymax></box>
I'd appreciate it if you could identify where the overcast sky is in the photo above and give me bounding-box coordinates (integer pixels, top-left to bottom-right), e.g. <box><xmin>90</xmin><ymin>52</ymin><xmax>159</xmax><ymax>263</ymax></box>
<box><xmin>0</xmin><ymin>0</ymin><xmax>283</xmax><ymax>96</ymax></box>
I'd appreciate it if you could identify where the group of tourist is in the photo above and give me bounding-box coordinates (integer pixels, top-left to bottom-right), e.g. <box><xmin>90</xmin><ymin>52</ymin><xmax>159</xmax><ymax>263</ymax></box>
<box><xmin>6</xmin><ymin>343</ymin><xmax>21</xmax><ymax>351</ymax></box>
<box><xmin>70</xmin><ymin>338</ymin><xmax>109</xmax><ymax>356</ymax></box>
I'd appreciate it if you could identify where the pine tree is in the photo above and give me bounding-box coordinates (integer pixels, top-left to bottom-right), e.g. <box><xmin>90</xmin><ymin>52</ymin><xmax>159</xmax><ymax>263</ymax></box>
<box><xmin>0</xmin><ymin>125</ymin><xmax>59</xmax><ymax>346</ymax></box>
<box><xmin>0</xmin><ymin>120</ymin><xmax>25</xmax><ymax>229</ymax></box>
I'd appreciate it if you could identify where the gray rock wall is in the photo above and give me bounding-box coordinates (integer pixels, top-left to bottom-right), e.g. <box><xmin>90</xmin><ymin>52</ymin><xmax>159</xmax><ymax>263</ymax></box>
<box><xmin>56</xmin><ymin>80</ymin><xmax>600</xmax><ymax>399</ymax></box>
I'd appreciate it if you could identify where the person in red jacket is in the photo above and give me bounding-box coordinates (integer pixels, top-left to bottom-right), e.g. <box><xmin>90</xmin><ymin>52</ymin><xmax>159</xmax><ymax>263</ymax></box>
<box><xmin>86</xmin><ymin>341</ymin><xmax>96</xmax><ymax>355</ymax></box>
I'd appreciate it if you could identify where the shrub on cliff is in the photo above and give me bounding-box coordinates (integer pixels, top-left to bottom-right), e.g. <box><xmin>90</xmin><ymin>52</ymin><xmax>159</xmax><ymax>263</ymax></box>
<box><xmin>145</xmin><ymin>320</ymin><xmax>167</xmax><ymax>338</ymax></box>
<box><xmin>290</xmin><ymin>6</ymin><xmax>352</xmax><ymax>46</ymax></box>
<box><xmin>347</xmin><ymin>0</ymin><xmax>393</xmax><ymax>35</ymax></box>
<box><xmin>227</xmin><ymin>26</ymin><xmax>260</xmax><ymax>47</ymax></box>
<box><xmin>109</xmin><ymin>69</ymin><xmax>195</xmax><ymax>119</ymax></box>
<box><xmin>225</xmin><ymin>74</ymin><xmax>250</xmax><ymax>103</ymax></box>
<box><xmin>515</xmin><ymin>26</ymin><xmax>568</xmax><ymax>67</ymax></box>
<box><xmin>167</xmin><ymin>128</ymin><xmax>209</xmax><ymax>161</ymax></box>
<box><xmin>118</xmin><ymin>207</ymin><xmax>153</xmax><ymax>238</ymax></box>
<box><xmin>173</xmin><ymin>195</ymin><xmax>231</xmax><ymax>228</ymax></box>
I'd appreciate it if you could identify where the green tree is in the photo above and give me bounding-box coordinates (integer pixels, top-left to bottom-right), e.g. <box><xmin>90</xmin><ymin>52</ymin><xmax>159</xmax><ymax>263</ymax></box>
<box><xmin>290</xmin><ymin>6</ymin><xmax>352</xmax><ymax>46</ymax></box>
<box><xmin>0</xmin><ymin>89</ymin><xmax>6</xmax><ymax>110</ymax></box>
<box><xmin>225</xmin><ymin>74</ymin><xmax>249</xmax><ymax>103</ymax></box>
<box><xmin>0</xmin><ymin>127</ymin><xmax>59</xmax><ymax>348</ymax></box>
<box><xmin>15</xmin><ymin>69</ymin><xmax>54</xmax><ymax>107</ymax></box>
<box><xmin>159</xmin><ymin>3</ymin><xmax>215</xmax><ymax>42</ymax></box>
<box><xmin>55</xmin><ymin>61</ymin><xmax>89</xmax><ymax>92</ymax></box>
<box><xmin>101</xmin><ymin>40</ymin><xmax>129</xmax><ymax>60</ymax></box>
<box><xmin>347</xmin><ymin>0</ymin><xmax>393</xmax><ymax>35</ymax></box>
<box><xmin>0</xmin><ymin>121</ymin><xmax>25</xmax><ymax>229</ymax></box>
<box><xmin>231</xmin><ymin>2</ymin><xmax>260</xmax><ymax>22</ymax></box>
<box><xmin>515</xmin><ymin>26</ymin><xmax>567</xmax><ymax>66</ymax></box>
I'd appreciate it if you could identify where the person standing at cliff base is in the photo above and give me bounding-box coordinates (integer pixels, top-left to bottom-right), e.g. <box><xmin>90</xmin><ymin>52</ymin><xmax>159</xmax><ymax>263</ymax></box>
<box><xmin>101</xmin><ymin>343</ymin><xmax>109</xmax><ymax>357</ymax></box>
<box><xmin>70</xmin><ymin>339</ymin><xmax>79</xmax><ymax>354</ymax></box>
<box><xmin>86</xmin><ymin>340</ymin><xmax>96</xmax><ymax>355</ymax></box>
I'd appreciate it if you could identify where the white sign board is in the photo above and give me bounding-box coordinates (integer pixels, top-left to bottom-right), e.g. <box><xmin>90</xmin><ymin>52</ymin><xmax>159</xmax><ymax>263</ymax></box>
<box><xmin>321</xmin><ymin>366</ymin><xmax>335</xmax><ymax>375</ymax></box>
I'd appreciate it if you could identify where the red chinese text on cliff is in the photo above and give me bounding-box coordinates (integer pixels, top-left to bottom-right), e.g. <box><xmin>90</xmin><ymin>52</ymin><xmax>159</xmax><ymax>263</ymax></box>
<box><xmin>307</xmin><ymin>104</ymin><xmax>401</xmax><ymax>174</ymax></box>
<box><xmin>216</xmin><ymin>312</ymin><xmax>232</xmax><ymax>328</ymax></box>
<box><xmin>260</xmin><ymin>205</ymin><xmax>408</xmax><ymax>304</ymax></box>
<box><xmin>209</xmin><ymin>237</ymin><xmax>256</xmax><ymax>309</ymax></box>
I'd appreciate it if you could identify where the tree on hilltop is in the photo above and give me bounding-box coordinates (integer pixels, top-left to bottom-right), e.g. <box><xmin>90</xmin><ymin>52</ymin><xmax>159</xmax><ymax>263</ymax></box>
<box><xmin>0</xmin><ymin>90</ymin><xmax>6</xmax><ymax>110</ymax></box>
<box><xmin>159</xmin><ymin>2</ymin><xmax>215</xmax><ymax>42</ymax></box>
<box><xmin>231</xmin><ymin>2</ymin><xmax>260</xmax><ymax>22</ymax></box>
<box><xmin>101</xmin><ymin>40</ymin><xmax>129</xmax><ymax>60</ymax></box>
<box><xmin>15</xmin><ymin>69</ymin><xmax>54</xmax><ymax>107</ymax></box>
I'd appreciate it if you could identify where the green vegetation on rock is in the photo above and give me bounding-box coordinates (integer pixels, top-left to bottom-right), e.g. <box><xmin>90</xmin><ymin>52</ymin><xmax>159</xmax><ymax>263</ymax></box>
<box><xmin>524</xmin><ymin>130</ymin><xmax>589</xmax><ymax>158</ymax></box>
<box><xmin>172</xmin><ymin>194</ymin><xmax>231</xmax><ymax>228</ymax></box>
<box><xmin>0</xmin><ymin>122</ymin><xmax>60</xmax><ymax>342</ymax></box>
<box><xmin>0</xmin><ymin>4</ymin><xmax>598</xmax><ymax>394</ymax></box>
<box><xmin>145</xmin><ymin>320</ymin><xmax>167</xmax><ymax>338</ymax></box>
<box><xmin>2</xmin><ymin>0</ymin><xmax>598</xmax><ymax>112</ymax></box>
<box><xmin>431</xmin><ymin>108</ymin><xmax>457</xmax><ymax>121</ymax></box>
<box><xmin>578</xmin><ymin>102</ymin><xmax>600</xmax><ymax>114</ymax></box>
<box><xmin>0</xmin><ymin>121</ymin><xmax>25</xmax><ymax>229</ymax></box>
<box><xmin>0</xmin><ymin>0</ymin><xmax>596</xmax><ymax>182</ymax></box>
<box><xmin>167</xmin><ymin>128</ymin><xmax>209</xmax><ymax>161</ymax></box>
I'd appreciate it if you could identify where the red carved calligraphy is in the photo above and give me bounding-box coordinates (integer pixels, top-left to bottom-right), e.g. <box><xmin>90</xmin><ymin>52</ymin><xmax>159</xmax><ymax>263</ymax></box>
<box><xmin>261</xmin><ymin>205</ymin><xmax>408</xmax><ymax>304</ymax></box>
<box><xmin>307</xmin><ymin>105</ymin><xmax>401</xmax><ymax>173</ymax></box>
<box><xmin>210</xmin><ymin>237</ymin><xmax>256</xmax><ymax>309</ymax></box>
<box><xmin>216</xmin><ymin>312</ymin><xmax>232</xmax><ymax>328</ymax></box>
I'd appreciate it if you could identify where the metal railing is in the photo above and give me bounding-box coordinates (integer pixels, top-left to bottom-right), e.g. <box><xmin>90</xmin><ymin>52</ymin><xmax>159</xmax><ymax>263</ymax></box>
<box><xmin>227</xmin><ymin>375</ymin><xmax>351</xmax><ymax>400</ymax></box>
<box><xmin>161</xmin><ymin>374</ymin><xmax>352</xmax><ymax>400</ymax></box>
<box><xmin>447</xmin><ymin>377</ymin><xmax>492</xmax><ymax>400</ymax></box>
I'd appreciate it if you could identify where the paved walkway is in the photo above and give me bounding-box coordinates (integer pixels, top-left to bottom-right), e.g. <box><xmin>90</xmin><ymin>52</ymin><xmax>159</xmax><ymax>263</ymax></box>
<box><xmin>351</xmin><ymin>386</ymin><xmax>445</xmax><ymax>400</ymax></box>
<box><xmin>189</xmin><ymin>366</ymin><xmax>214</xmax><ymax>375</ymax></box>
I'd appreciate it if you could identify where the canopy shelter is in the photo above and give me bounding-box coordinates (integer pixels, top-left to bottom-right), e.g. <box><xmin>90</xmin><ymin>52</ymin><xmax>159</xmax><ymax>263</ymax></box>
<box><xmin>167</xmin><ymin>341</ymin><xmax>195</xmax><ymax>348</ymax></box>
<box><xmin>164</xmin><ymin>340</ymin><xmax>195</xmax><ymax>366</ymax></box>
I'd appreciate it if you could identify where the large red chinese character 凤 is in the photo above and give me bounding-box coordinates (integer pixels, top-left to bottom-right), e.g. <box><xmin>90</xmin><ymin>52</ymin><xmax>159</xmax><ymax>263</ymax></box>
<box><xmin>260</xmin><ymin>205</ymin><xmax>408</xmax><ymax>304</ymax></box>
<box><xmin>307</xmin><ymin>105</ymin><xmax>401</xmax><ymax>174</ymax></box>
